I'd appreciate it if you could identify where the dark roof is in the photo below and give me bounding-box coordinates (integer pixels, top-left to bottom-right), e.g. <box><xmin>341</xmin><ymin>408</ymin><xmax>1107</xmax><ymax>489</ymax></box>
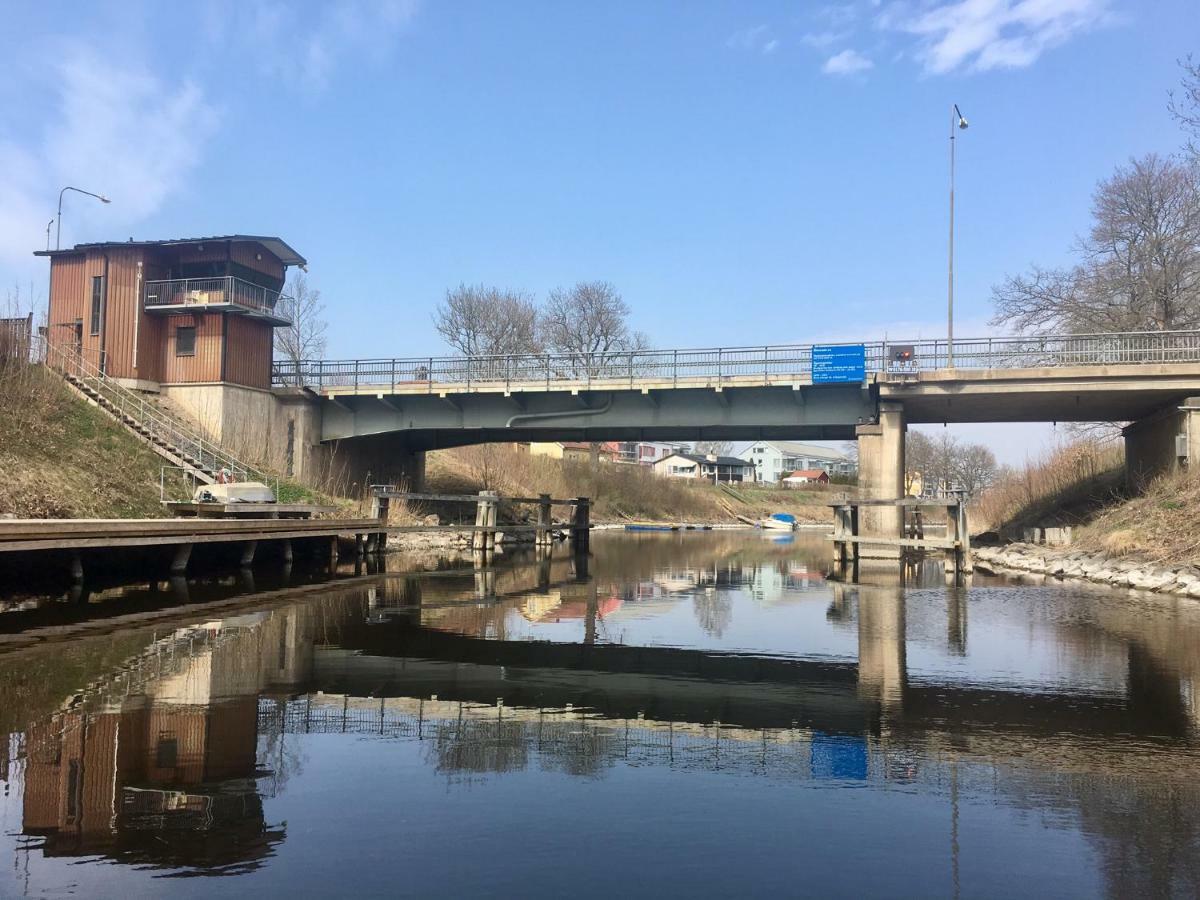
<box><xmin>34</xmin><ymin>235</ymin><xmax>306</xmax><ymax>267</ymax></box>
<box><xmin>663</xmin><ymin>452</ymin><xmax>753</xmax><ymax>467</ymax></box>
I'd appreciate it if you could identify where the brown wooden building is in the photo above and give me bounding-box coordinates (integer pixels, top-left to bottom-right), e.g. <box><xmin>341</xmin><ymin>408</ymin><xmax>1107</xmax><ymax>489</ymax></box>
<box><xmin>35</xmin><ymin>235</ymin><xmax>306</xmax><ymax>390</ymax></box>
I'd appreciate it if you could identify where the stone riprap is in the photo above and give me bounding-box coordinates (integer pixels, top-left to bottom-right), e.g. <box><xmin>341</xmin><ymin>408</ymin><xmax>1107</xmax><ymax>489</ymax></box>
<box><xmin>974</xmin><ymin>544</ymin><xmax>1200</xmax><ymax>597</ymax></box>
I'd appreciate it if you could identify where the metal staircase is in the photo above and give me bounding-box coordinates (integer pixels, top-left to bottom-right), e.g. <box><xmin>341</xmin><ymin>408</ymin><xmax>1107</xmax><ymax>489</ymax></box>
<box><xmin>39</xmin><ymin>338</ymin><xmax>267</xmax><ymax>486</ymax></box>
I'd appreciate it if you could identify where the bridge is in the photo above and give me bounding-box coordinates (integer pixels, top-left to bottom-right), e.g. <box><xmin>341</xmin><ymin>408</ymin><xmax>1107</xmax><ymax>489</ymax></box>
<box><xmin>270</xmin><ymin>330</ymin><xmax>1200</xmax><ymax>546</ymax></box>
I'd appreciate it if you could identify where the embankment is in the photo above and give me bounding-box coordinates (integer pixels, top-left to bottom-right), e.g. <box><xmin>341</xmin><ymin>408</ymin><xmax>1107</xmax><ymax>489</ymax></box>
<box><xmin>0</xmin><ymin>365</ymin><xmax>187</xmax><ymax>518</ymax></box>
<box><xmin>423</xmin><ymin>446</ymin><xmax>840</xmax><ymax>526</ymax></box>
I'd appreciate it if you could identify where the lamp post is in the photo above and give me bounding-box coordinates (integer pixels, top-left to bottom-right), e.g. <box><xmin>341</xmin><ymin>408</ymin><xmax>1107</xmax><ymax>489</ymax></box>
<box><xmin>947</xmin><ymin>104</ymin><xmax>967</xmax><ymax>368</ymax></box>
<box><xmin>56</xmin><ymin>186</ymin><xmax>110</xmax><ymax>250</ymax></box>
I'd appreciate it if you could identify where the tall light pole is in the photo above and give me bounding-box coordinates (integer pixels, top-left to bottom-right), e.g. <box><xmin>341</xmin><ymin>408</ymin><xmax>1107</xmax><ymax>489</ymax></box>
<box><xmin>947</xmin><ymin>104</ymin><xmax>968</xmax><ymax>368</ymax></box>
<box><xmin>56</xmin><ymin>186</ymin><xmax>110</xmax><ymax>250</ymax></box>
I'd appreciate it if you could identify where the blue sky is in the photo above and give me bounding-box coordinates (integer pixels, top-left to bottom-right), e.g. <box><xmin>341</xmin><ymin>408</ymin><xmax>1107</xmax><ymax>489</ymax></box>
<box><xmin>1</xmin><ymin>1</ymin><xmax>1195</xmax><ymax>462</ymax></box>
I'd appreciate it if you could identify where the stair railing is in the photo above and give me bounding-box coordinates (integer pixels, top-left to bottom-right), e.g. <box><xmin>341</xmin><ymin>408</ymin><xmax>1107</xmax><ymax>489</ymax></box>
<box><xmin>36</xmin><ymin>336</ymin><xmax>267</xmax><ymax>484</ymax></box>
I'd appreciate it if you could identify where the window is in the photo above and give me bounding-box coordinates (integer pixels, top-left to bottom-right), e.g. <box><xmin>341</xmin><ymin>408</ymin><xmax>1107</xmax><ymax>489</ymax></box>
<box><xmin>90</xmin><ymin>276</ymin><xmax>103</xmax><ymax>335</ymax></box>
<box><xmin>156</xmin><ymin>736</ymin><xmax>179</xmax><ymax>768</ymax></box>
<box><xmin>176</xmin><ymin>325</ymin><xmax>196</xmax><ymax>356</ymax></box>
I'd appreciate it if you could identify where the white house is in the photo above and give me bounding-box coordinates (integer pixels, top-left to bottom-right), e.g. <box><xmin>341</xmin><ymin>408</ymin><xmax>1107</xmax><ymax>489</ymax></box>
<box><xmin>738</xmin><ymin>441</ymin><xmax>855</xmax><ymax>484</ymax></box>
<box><xmin>653</xmin><ymin>452</ymin><xmax>755</xmax><ymax>483</ymax></box>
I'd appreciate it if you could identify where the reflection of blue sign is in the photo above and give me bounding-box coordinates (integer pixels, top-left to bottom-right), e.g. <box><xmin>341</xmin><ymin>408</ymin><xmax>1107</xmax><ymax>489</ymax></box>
<box><xmin>810</xmin><ymin>732</ymin><xmax>868</xmax><ymax>780</ymax></box>
<box><xmin>812</xmin><ymin>344</ymin><xmax>866</xmax><ymax>384</ymax></box>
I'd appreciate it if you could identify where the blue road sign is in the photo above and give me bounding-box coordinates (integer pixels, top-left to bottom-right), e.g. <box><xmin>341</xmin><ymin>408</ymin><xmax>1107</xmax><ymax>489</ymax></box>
<box><xmin>812</xmin><ymin>344</ymin><xmax>866</xmax><ymax>384</ymax></box>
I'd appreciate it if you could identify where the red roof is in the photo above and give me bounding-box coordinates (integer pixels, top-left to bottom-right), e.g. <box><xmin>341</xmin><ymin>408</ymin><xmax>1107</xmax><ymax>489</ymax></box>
<box><xmin>786</xmin><ymin>469</ymin><xmax>828</xmax><ymax>479</ymax></box>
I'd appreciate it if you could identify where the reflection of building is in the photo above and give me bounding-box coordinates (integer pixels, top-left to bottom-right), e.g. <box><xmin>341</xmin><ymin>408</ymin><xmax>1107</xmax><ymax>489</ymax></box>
<box><xmin>22</xmin><ymin>698</ymin><xmax>279</xmax><ymax>869</ymax></box>
<box><xmin>18</xmin><ymin>605</ymin><xmax>321</xmax><ymax>872</ymax></box>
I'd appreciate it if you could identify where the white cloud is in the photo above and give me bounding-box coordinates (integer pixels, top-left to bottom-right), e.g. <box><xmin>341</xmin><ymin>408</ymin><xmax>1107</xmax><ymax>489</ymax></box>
<box><xmin>801</xmin><ymin>30</ymin><xmax>850</xmax><ymax>49</ymax></box>
<box><xmin>0</xmin><ymin>46</ymin><xmax>219</xmax><ymax>267</ymax></box>
<box><xmin>823</xmin><ymin>48</ymin><xmax>875</xmax><ymax>75</ymax></box>
<box><xmin>727</xmin><ymin>24</ymin><xmax>781</xmax><ymax>55</ymax></box>
<box><xmin>215</xmin><ymin>0</ymin><xmax>421</xmax><ymax>91</ymax></box>
<box><xmin>879</xmin><ymin>0</ymin><xmax>1114</xmax><ymax>74</ymax></box>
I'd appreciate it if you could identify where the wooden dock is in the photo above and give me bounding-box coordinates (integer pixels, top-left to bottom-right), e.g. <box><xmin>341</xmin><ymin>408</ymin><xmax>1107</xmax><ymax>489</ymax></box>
<box><xmin>369</xmin><ymin>488</ymin><xmax>590</xmax><ymax>557</ymax></box>
<box><xmin>0</xmin><ymin>516</ymin><xmax>387</xmax><ymax>579</ymax></box>
<box><xmin>829</xmin><ymin>497</ymin><xmax>971</xmax><ymax>580</ymax></box>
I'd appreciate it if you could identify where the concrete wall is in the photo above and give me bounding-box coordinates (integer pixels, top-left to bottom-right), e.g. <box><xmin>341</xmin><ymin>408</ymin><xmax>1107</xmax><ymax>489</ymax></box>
<box><xmin>1123</xmin><ymin>397</ymin><xmax>1200</xmax><ymax>489</ymax></box>
<box><xmin>160</xmin><ymin>382</ymin><xmax>426</xmax><ymax>494</ymax></box>
<box><xmin>160</xmin><ymin>383</ymin><xmax>323</xmax><ymax>483</ymax></box>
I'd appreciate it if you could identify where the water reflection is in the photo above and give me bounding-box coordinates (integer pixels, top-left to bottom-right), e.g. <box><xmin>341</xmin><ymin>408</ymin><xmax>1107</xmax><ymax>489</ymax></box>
<box><xmin>2</xmin><ymin>532</ymin><xmax>1200</xmax><ymax>897</ymax></box>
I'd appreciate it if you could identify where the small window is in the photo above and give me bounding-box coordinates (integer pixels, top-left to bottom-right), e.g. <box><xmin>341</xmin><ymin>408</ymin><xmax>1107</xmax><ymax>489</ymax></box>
<box><xmin>90</xmin><ymin>276</ymin><xmax>103</xmax><ymax>335</ymax></box>
<box><xmin>156</xmin><ymin>736</ymin><xmax>179</xmax><ymax>768</ymax></box>
<box><xmin>176</xmin><ymin>326</ymin><xmax>196</xmax><ymax>356</ymax></box>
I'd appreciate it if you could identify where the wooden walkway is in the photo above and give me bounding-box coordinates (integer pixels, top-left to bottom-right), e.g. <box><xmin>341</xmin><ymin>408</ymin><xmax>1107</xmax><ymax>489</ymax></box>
<box><xmin>0</xmin><ymin>517</ymin><xmax>387</xmax><ymax>578</ymax></box>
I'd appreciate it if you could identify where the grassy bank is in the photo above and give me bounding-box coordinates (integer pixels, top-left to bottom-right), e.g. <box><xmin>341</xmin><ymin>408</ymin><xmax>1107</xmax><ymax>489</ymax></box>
<box><xmin>973</xmin><ymin>440</ymin><xmax>1126</xmax><ymax>535</ymax></box>
<box><xmin>423</xmin><ymin>446</ymin><xmax>838</xmax><ymax>525</ymax></box>
<box><xmin>974</xmin><ymin>439</ymin><xmax>1200</xmax><ymax>566</ymax></box>
<box><xmin>0</xmin><ymin>363</ymin><xmax>188</xmax><ymax>518</ymax></box>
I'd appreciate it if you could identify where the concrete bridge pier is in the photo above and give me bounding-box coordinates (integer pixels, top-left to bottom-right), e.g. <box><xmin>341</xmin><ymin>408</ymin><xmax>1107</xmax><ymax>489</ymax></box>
<box><xmin>1124</xmin><ymin>396</ymin><xmax>1200</xmax><ymax>490</ymax></box>
<box><xmin>855</xmin><ymin>401</ymin><xmax>906</xmax><ymax>558</ymax></box>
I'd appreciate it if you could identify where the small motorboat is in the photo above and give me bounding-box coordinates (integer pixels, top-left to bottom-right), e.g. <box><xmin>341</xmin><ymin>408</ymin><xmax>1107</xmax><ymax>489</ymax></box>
<box><xmin>759</xmin><ymin>513</ymin><xmax>797</xmax><ymax>531</ymax></box>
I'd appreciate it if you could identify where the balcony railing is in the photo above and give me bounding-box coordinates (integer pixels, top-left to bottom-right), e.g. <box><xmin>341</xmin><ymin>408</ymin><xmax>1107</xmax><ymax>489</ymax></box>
<box><xmin>144</xmin><ymin>276</ymin><xmax>284</xmax><ymax>317</ymax></box>
<box><xmin>272</xmin><ymin>329</ymin><xmax>1200</xmax><ymax>391</ymax></box>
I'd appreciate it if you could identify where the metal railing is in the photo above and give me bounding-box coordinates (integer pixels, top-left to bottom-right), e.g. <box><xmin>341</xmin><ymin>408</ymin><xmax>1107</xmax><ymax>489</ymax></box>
<box><xmin>36</xmin><ymin>336</ymin><xmax>267</xmax><ymax>484</ymax></box>
<box><xmin>272</xmin><ymin>329</ymin><xmax>1200</xmax><ymax>392</ymax></box>
<box><xmin>144</xmin><ymin>276</ymin><xmax>284</xmax><ymax>316</ymax></box>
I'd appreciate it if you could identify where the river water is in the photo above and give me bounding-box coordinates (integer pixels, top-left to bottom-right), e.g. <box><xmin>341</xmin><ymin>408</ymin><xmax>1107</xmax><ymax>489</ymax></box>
<box><xmin>2</xmin><ymin>531</ymin><xmax>1199</xmax><ymax>898</ymax></box>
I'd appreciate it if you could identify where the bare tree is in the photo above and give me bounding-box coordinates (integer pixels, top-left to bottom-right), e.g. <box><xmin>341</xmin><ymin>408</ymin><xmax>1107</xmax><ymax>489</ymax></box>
<box><xmin>694</xmin><ymin>440</ymin><xmax>733</xmax><ymax>458</ymax></box>
<box><xmin>1170</xmin><ymin>54</ymin><xmax>1200</xmax><ymax>159</ymax></box>
<box><xmin>992</xmin><ymin>154</ymin><xmax>1200</xmax><ymax>334</ymax></box>
<box><xmin>275</xmin><ymin>273</ymin><xmax>328</xmax><ymax>364</ymax></box>
<box><xmin>905</xmin><ymin>430</ymin><xmax>996</xmax><ymax>497</ymax></box>
<box><xmin>540</xmin><ymin>281</ymin><xmax>647</xmax><ymax>370</ymax></box>
<box><xmin>951</xmin><ymin>443</ymin><xmax>998</xmax><ymax>496</ymax></box>
<box><xmin>434</xmin><ymin>284</ymin><xmax>540</xmax><ymax>357</ymax></box>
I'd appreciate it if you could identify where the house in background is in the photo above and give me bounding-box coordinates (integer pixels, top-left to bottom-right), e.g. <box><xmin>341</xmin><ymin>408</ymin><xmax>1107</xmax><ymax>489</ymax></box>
<box><xmin>739</xmin><ymin>440</ymin><xmax>855</xmax><ymax>484</ymax></box>
<box><xmin>653</xmin><ymin>452</ymin><xmax>754</xmax><ymax>483</ymax></box>
<box><xmin>528</xmin><ymin>441</ymin><xmax>619</xmax><ymax>463</ymax></box>
<box><xmin>783</xmin><ymin>469</ymin><xmax>830</xmax><ymax>486</ymax></box>
<box><xmin>614</xmin><ymin>440</ymin><xmax>691</xmax><ymax>465</ymax></box>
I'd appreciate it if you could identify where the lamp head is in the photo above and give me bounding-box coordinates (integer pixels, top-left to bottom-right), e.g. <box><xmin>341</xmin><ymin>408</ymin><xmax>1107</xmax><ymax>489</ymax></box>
<box><xmin>99</xmin><ymin>195</ymin><xmax>111</xmax><ymax>204</ymax></box>
<box><xmin>958</xmin><ymin>116</ymin><xmax>969</xmax><ymax>130</ymax></box>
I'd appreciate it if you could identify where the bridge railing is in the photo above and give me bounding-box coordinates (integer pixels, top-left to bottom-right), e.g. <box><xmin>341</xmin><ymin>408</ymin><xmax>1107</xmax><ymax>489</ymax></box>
<box><xmin>271</xmin><ymin>329</ymin><xmax>1200</xmax><ymax>391</ymax></box>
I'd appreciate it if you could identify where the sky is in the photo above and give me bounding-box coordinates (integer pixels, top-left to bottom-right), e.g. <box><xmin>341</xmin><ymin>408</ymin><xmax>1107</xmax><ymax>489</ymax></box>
<box><xmin>1</xmin><ymin>0</ymin><xmax>1195</xmax><ymax>464</ymax></box>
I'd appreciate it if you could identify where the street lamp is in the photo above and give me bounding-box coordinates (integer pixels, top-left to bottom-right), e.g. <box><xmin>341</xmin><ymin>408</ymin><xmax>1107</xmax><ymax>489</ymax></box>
<box><xmin>947</xmin><ymin>104</ymin><xmax>967</xmax><ymax>368</ymax></box>
<box><xmin>56</xmin><ymin>186</ymin><xmax>111</xmax><ymax>250</ymax></box>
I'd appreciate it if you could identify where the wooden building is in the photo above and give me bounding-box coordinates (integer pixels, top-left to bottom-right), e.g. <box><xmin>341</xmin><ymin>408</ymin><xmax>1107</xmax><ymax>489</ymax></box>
<box><xmin>36</xmin><ymin>235</ymin><xmax>305</xmax><ymax>390</ymax></box>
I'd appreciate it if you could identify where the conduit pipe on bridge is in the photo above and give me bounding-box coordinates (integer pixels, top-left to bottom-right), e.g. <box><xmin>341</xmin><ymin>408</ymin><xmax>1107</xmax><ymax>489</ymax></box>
<box><xmin>505</xmin><ymin>395</ymin><xmax>614</xmax><ymax>428</ymax></box>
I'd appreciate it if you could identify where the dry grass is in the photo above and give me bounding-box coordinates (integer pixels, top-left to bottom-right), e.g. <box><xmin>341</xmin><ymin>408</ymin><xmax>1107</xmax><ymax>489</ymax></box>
<box><xmin>424</xmin><ymin>446</ymin><xmax>835</xmax><ymax>524</ymax></box>
<box><xmin>1071</xmin><ymin>468</ymin><xmax>1200</xmax><ymax>564</ymax></box>
<box><xmin>973</xmin><ymin>439</ymin><xmax>1126</xmax><ymax>534</ymax></box>
<box><xmin>0</xmin><ymin>362</ymin><xmax>187</xmax><ymax>518</ymax></box>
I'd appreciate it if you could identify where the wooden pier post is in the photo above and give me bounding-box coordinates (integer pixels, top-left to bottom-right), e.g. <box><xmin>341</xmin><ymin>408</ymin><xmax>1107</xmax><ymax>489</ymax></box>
<box><xmin>537</xmin><ymin>493</ymin><xmax>552</xmax><ymax>547</ymax></box>
<box><xmin>572</xmin><ymin>497</ymin><xmax>590</xmax><ymax>554</ymax></box>
<box><xmin>371</xmin><ymin>492</ymin><xmax>389</xmax><ymax>553</ymax></box>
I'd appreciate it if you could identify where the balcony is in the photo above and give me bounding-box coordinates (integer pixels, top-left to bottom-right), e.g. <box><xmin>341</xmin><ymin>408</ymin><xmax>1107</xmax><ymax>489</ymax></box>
<box><xmin>143</xmin><ymin>277</ymin><xmax>291</xmax><ymax>326</ymax></box>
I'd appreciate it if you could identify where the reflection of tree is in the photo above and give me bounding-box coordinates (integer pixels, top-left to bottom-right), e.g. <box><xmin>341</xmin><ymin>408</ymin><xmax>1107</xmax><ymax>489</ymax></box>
<box><xmin>692</xmin><ymin>589</ymin><xmax>733</xmax><ymax>638</ymax></box>
<box><xmin>256</xmin><ymin>698</ymin><xmax>308</xmax><ymax>798</ymax></box>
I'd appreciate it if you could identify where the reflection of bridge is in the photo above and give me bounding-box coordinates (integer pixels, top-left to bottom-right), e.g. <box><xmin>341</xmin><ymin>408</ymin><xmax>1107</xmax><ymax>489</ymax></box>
<box><xmin>7</xmin><ymin>561</ymin><xmax>1200</xmax><ymax>895</ymax></box>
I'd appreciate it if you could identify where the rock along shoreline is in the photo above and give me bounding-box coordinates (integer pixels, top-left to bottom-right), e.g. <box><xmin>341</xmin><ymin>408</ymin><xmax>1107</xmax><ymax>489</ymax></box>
<box><xmin>974</xmin><ymin>544</ymin><xmax>1200</xmax><ymax>598</ymax></box>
